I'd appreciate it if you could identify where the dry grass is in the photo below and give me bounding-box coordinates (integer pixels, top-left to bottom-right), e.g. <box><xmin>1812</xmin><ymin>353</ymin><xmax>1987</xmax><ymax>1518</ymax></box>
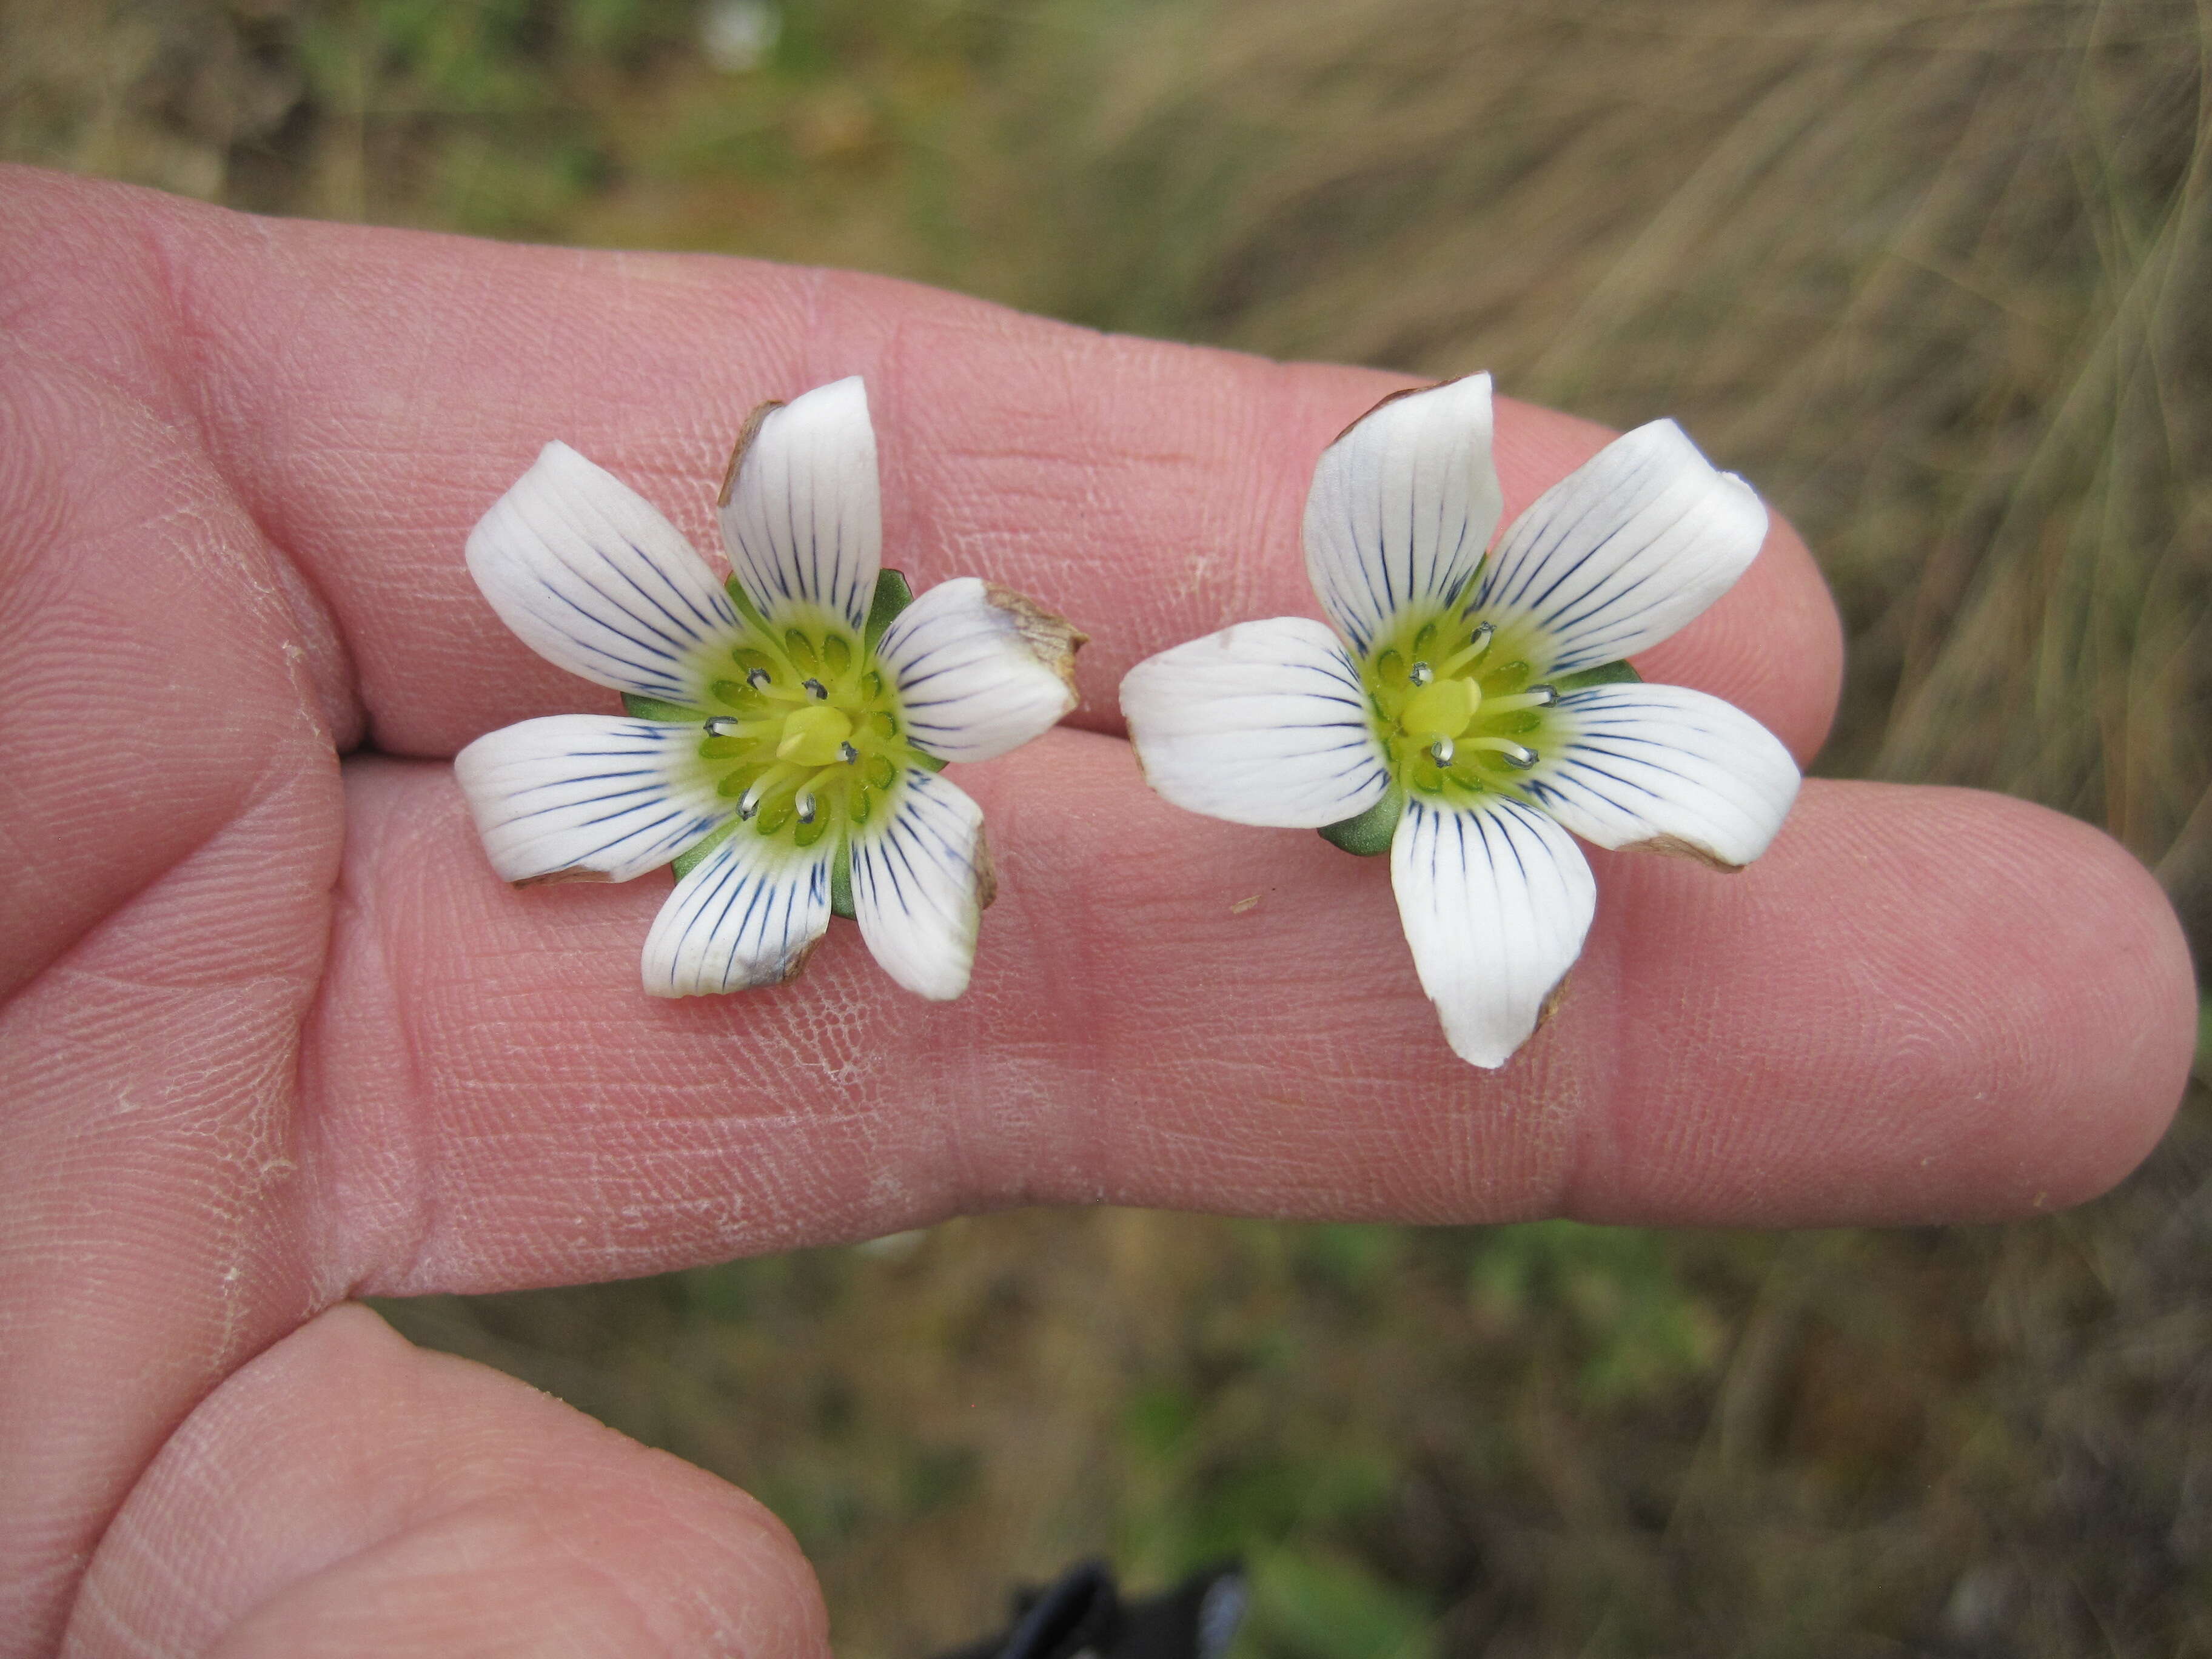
<box><xmin>7</xmin><ymin>1</ymin><xmax>2210</xmax><ymax>1654</ymax></box>
<box><xmin>12</xmin><ymin>0</ymin><xmax>2202</xmax><ymax>937</ymax></box>
<box><xmin>985</xmin><ymin>0</ymin><xmax>2212</xmax><ymax>956</ymax></box>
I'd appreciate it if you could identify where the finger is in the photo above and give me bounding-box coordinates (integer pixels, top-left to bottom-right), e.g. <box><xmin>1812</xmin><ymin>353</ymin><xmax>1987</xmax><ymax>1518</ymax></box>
<box><xmin>3</xmin><ymin>169</ymin><xmax>1840</xmax><ymax>765</ymax></box>
<box><xmin>305</xmin><ymin>745</ymin><xmax>2193</xmax><ymax>1297</ymax></box>
<box><xmin>68</xmin><ymin>1305</ymin><xmax>826</xmax><ymax>1659</ymax></box>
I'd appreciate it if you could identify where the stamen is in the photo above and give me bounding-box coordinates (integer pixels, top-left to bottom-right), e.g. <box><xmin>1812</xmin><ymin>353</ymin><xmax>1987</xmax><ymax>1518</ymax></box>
<box><xmin>1483</xmin><ymin>685</ymin><xmax>1558</xmax><ymax>715</ymax></box>
<box><xmin>1429</xmin><ymin>737</ymin><xmax>1455</xmax><ymax>765</ymax></box>
<box><xmin>1409</xmin><ymin>661</ymin><xmax>1435</xmax><ymax>686</ymax></box>
<box><xmin>705</xmin><ymin>716</ymin><xmax>741</xmax><ymax>737</ymax></box>
<box><xmin>1467</xmin><ymin>737</ymin><xmax>1539</xmax><ymax>769</ymax></box>
<box><xmin>838</xmin><ymin>742</ymin><xmax>859</xmax><ymax>764</ymax></box>
<box><xmin>796</xmin><ymin>792</ymin><xmax>817</xmax><ymax>824</ymax></box>
<box><xmin>748</xmin><ymin>674</ymin><xmax>808</xmax><ymax>705</ymax></box>
<box><xmin>739</xmin><ymin>762</ymin><xmax>804</xmax><ymax>819</ymax></box>
<box><xmin>1435</xmin><ymin>623</ymin><xmax>1495</xmax><ymax>678</ymax></box>
<box><xmin>802</xmin><ymin>678</ymin><xmax>830</xmax><ymax>701</ymax></box>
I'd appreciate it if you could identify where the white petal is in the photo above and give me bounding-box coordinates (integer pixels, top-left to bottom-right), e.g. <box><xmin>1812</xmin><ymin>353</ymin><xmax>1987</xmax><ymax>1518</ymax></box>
<box><xmin>876</xmin><ymin>577</ymin><xmax>1081</xmax><ymax>764</ymax></box>
<box><xmin>1473</xmin><ymin>420</ymin><xmax>1767</xmax><ymax>675</ymax></box>
<box><xmin>467</xmin><ymin>442</ymin><xmax>738</xmax><ymax>703</ymax></box>
<box><xmin>1527</xmin><ymin>683</ymin><xmax>1799</xmax><ymax>868</ymax></box>
<box><xmin>456</xmin><ymin>716</ymin><xmax>726</xmax><ymax>885</ymax></box>
<box><xmin>640</xmin><ymin>828</ymin><xmax>834</xmax><ymax>997</ymax></box>
<box><xmin>1120</xmin><ymin>618</ymin><xmax>1390</xmax><ymax>829</ymax></box>
<box><xmin>1392</xmin><ymin>795</ymin><xmax>1596</xmax><ymax>1069</ymax></box>
<box><xmin>717</xmin><ymin>377</ymin><xmax>881</xmax><ymax>632</ymax></box>
<box><xmin>849</xmin><ymin>768</ymin><xmax>992</xmax><ymax>1001</ymax></box>
<box><xmin>1302</xmin><ymin>374</ymin><xmax>1503</xmax><ymax>655</ymax></box>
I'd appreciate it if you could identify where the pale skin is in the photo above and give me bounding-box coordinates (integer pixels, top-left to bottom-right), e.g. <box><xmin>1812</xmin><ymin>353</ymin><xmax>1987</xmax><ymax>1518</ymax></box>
<box><xmin>0</xmin><ymin>163</ymin><xmax>2196</xmax><ymax>1657</ymax></box>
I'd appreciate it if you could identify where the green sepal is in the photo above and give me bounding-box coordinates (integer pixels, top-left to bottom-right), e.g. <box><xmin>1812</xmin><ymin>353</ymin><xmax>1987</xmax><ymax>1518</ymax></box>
<box><xmin>1317</xmin><ymin>782</ymin><xmax>1405</xmax><ymax>857</ymax></box>
<box><xmin>623</xmin><ymin>693</ymin><xmax>706</xmax><ymax>722</ymax></box>
<box><xmin>723</xmin><ymin>573</ymin><xmax>771</xmax><ymax>633</ymax></box>
<box><xmin>1552</xmin><ymin>659</ymin><xmax>1641</xmax><ymax>692</ymax></box>
<box><xmin>724</xmin><ymin>568</ymin><xmax>907</xmax><ymax>645</ymax></box>
<box><xmin>670</xmin><ymin>820</ymin><xmax>736</xmax><ymax>882</ymax></box>
<box><xmin>865</xmin><ymin>568</ymin><xmax>916</xmax><ymax>649</ymax></box>
<box><xmin>830</xmin><ymin>842</ymin><xmax>856</xmax><ymax>919</ymax></box>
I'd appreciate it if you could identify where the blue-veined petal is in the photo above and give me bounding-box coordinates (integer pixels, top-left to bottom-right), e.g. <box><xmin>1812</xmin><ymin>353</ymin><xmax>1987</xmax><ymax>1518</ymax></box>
<box><xmin>455</xmin><ymin>715</ymin><xmax>725</xmax><ymax>885</ymax></box>
<box><xmin>717</xmin><ymin>376</ymin><xmax>881</xmax><ymax>632</ymax></box>
<box><xmin>466</xmin><ymin>442</ymin><xmax>738</xmax><ymax>703</ymax></box>
<box><xmin>1472</xmin><ymin>419</ymin><xmax>1766</xmax><ymax>675</ymax></box>
<box><xmin>1121</xmin><ymin>618</ymin><xmax>1390</xmax><ymax>828</ymax></box>
<box><xmin>848</xmin><ymin>768</ymin><xmax>992</xmax><ymax>1001</ymax></box>
<box><xmin>1391</xmin><ymin>794</ymin><xmax>1596</xmax><ymax>1069</ymax></box>
<box><xmin>1302</xmin><ymin>374</ymin><xmax>1502</xmax><ymax>655</ymax></box>
<box><xmin>877</xmin><ymin>577</ymin><xmax>1081</xmax><ymax>764</ymax></box>
<box><xmin>1527</xmin><ymin>683</ymin><xmax>1798</xmax><ymax>869</ymax></box>
<box><xmin>641</xmin><ymin>828</ymin><xmax>834</xmax><ymax>996</ymax></box>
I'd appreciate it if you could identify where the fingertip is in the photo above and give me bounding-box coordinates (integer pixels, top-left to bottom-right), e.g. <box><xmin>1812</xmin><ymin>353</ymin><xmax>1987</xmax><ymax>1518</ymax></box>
<box><xmin>1965</xmin><ymin>792</ymin><xmax>2197</xmax><ymax>1208</ymax></box>
<box><xmin>1583</xmin><ymin>783</ymin><xmax>2195</xmax><ymax>1225</ymax></box>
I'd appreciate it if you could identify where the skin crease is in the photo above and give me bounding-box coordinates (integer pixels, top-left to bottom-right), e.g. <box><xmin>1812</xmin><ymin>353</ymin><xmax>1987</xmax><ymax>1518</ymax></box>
<box><xmin>0</xmin><ymin>164</ymin><xmax>2194</xmax><ymax>1655</ymax></box>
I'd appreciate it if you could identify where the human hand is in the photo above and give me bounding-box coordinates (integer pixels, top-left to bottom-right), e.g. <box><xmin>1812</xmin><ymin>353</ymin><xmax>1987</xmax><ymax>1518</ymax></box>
<box><xmin>1</xmin><ymin>165</ymin><xmax>2193</xmax><ymax>1656</ymax></box>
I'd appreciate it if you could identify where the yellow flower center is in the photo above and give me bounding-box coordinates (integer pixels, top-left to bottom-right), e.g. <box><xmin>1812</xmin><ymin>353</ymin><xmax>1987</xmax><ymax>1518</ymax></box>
<box><xmin>691</xmin><ymin>612</ymin><xmax>920</xmax><ymax>848</ymax></box>
<box><xmin>1359</xmin><ymin>610</ymin><xmax>1560</xmax><ymax>805</ymax></box>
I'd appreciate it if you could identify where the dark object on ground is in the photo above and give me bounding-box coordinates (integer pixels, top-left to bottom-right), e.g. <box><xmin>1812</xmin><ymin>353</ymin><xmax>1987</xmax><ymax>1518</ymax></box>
<box><xmin>928</xmin><ymin>1561</ymin><xmax>1247</xmax><ymax>1659</ymax></box>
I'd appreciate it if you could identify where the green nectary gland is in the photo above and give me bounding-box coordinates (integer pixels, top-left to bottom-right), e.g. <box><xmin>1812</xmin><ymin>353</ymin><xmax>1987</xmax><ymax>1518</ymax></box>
<box><xmin>689</xmin><ymin>618</ymin><xmax>925</xmax><ymax>850</ymax></box>
<box><xmin>1360</xmin><ymin>609</ymin><xmax>1557</xmax><ymax>806</ymax></box>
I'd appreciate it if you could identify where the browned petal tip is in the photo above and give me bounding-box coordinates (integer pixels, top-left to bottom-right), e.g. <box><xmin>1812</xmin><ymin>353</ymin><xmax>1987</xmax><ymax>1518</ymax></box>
<box><xmin>718</xmin><ymin>398</ymin><xmax>785</xmax><ymax>508</ymax></box>
<box><xmin>972</xmin><ymin>825</ymin><xmax>999</xmax><ymax>912</ymax></box>
<box><xmin>983</xmin><ymin>583</ymin><xmax>1087</xmax><ymax>695</ymax></box>
<box><xmin>1626</xmin><ymin>834</ymin><xmax>1744</xmax><ymax>873</ymax></box>
<box><xmin>776</xmin><ymin>934</ymin><xmax>822</xmax><ymax>985</ymax></box>
<box><xmin>1330</xmin><ymin>371</ymin><xmax>1488</xmax><ymax>446</ymax></box>
<box><xmin>1536</xmin><ymin>968</ymin><xmax>1574</xmax><ymax>1033</ymax></box>
<box><xmin>514</xmin><ymin>868</ymin><xmax>614</xmax><ymax>888</ymax></box>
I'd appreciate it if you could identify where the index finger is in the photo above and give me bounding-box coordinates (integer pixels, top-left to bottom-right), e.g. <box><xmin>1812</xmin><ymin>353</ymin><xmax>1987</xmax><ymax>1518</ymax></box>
<box><xmin>10</xmin><ymin>168</ymin><xmax>1840</xmax><ymax>764</ymax></box>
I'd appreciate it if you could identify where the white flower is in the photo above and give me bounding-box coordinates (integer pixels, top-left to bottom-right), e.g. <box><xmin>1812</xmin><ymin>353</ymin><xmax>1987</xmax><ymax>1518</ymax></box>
<box><xmin>1119</xmin><ymin>375</ymin><xmax>1800</xmax><ymax>1068</ymax></box>
<box><xmin>455</xmin><ymin>377</ymin><xmax>1084</xmax><ymax>1000</ymax></box>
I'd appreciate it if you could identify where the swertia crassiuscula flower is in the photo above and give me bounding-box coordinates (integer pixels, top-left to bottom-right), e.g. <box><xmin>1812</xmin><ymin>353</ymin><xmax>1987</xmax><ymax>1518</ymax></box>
<box><xmin>456</xmin><ymin>377</ymin><xmax>1084</xmax><ymax>999</ymax></box>
<box><xmin>1120</xmin><ymin>375</ymin><xmax>1799</xmax><ymax>1068</ymax></box>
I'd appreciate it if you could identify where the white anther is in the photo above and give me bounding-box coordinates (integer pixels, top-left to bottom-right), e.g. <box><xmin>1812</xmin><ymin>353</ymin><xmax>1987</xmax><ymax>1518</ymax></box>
<box><xmin>796</xmin><ymin>793</ymin><xmax>817</xmax><ymax>823</ymax></box>
<box><xmin>1429</xmin><ymin>737</ymin><xmax>1455</xmax><ymax>765</ymax></box>
<box><xmin>838</xmin><ymin>742</ymin><xmax>859</xmax><ymax>765</ymax></box>
<box><xmin>1409</xmin><ymin>661</ymin><xmax>1435</xmax><ymax>686</ymax></box>
<box><xmin>1501</xmin><ymin>742</ymin><xmax>1537</xmax><ymax>769</ymax></box>
<box><xmin>746</xmin><ymin>667</ymin><xmax>773</xmax><ymax>689</ymax></box>
<box><xmin>802</xmin><ymin>678</ymin><xmax>829</xmax><ymax>700</ymax></box>
<box><xmin>705</xmin><ymin>716</ymin><xmax>742</xmax><ymax>737</ymax></box>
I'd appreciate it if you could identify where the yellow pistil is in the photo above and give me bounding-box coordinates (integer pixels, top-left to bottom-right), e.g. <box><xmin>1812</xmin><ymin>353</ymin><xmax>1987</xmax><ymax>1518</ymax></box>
<box><xmin>1399</xmin><ymin>675</ymin><xmax>1481</xmax><ymax>741</ymax></box>
<box><xmin>776</xmin><ymin>703</ymin><xmax>855</xmax><ymax>765</ymax></box>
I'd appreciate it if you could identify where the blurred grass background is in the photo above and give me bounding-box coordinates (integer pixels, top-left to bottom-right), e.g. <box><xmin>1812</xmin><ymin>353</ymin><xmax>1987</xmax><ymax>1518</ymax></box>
<box><xmin>6</xmin><ymin>0</ymin><xmax>2210</xmax><ymax>1652</ymax></box>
